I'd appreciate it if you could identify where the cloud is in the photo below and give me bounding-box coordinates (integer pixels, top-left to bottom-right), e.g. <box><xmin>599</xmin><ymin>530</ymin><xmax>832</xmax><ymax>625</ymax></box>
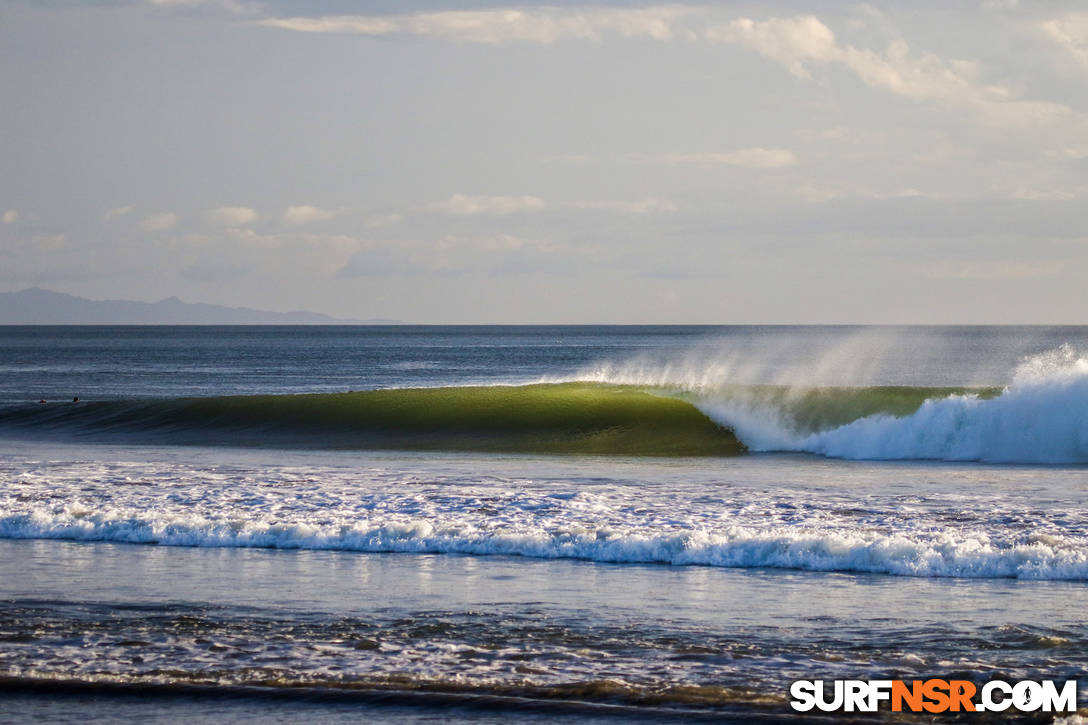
<box><xmin>284</xmin><ymin>205</ymin><xmax>335</xmax><ymax>225</ymax></box>
<box><xmin>708</xmin><ymin>16</ymin><xmax>837</xmax><ymax>79</ymax></box>
<box><xmin>259</xmin><ymin>16</ymin><xmax>400</xmax><ymax>36</ymax></box>
<box><xmin>2</xmin><ymin>210</ymin><xmax>16</xmax><ymax>224</ymax></box>
<box><xmin>258</xmin><ymin>6</ymin><xmax>690</xmax><ymax>44</ymax></box>
<box><xmin>225</xmin><ymin>227</ymin><xmax>281</xmax><ymax>247</ymax></box>
<box><xmin>104</xmin><ymin>205</ymin><xmax>134</xmax><ymax>221</ymax></box>
<box><xmin>142</xmin><ymin>212</ymin><xmax>178</xmax><ymax>231</ymax></box>
<box><xmin>208</xmin><ymin>206</ymin><xmax>258</xmax><ymax>226</ymax></box>
<box><xmin>568</xmin><ymin>198</ymin><xmax>678</xmax><ymax>213</ymax></box>
<box><xmin>1042</xmin><ymin>14</ymin><xmax>1088</xmax><ymax>69</ymax></box>
<box><xmin>430</xmin><ymin>194</ymin><xmax>547</xmax><ymax>216</ymax></box>
<box><xmin>650</xmin><ymin>148</ymin><xmax>799</xmax><ymax>168</ymax></box>
<box><xmin>710</xmin><ymin>15</ymin><xmax>1069</xmax><ymax>126</ymax></box>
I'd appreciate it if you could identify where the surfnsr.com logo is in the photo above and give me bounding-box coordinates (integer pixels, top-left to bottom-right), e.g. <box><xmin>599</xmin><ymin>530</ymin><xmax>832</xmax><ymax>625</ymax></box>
<box><xmin>790</xmin><ymin>679</ymin><xmax>1078</xmax><ymax>713</ymax></box>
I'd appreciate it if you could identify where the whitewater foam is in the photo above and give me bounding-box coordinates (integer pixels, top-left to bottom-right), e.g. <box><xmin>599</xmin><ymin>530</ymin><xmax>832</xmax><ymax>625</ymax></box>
<box><xmin>576</xmin><ymin>344</ymin><xmax>1088</xmax><ymax>464</ymax></box>
<box><xmin>2</xmin><ymin>450</ymin><xmax>1087</xmax><ymax>580</ymax></box>
<box><xmin>777</xmin><ymin>346</ymin><xmax>1088</xmax><ymax>463</ymax></box>
<box><xmin>3</xmin><ymin>508</ymin><xmax>1086</xmax><ymax>579</ymax></box>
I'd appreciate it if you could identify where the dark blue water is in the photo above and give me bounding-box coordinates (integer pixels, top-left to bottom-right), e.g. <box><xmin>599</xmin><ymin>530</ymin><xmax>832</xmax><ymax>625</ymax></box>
<box><xmin>0</xmin><ymin>325</ymin><xmax>706</xmax><ymax>403</ymax></box>
<box><xmin>2</xmin><ymin>325</ymin><xmax>1086</xmax><ymax>405</ymax></box>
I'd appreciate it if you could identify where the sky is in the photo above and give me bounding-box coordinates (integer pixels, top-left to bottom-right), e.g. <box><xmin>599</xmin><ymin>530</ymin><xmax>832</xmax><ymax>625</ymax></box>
<box><xmin>2</xmin><ymin>0</ymin><xmax>1088</xmax><ymax>323</ymax></box>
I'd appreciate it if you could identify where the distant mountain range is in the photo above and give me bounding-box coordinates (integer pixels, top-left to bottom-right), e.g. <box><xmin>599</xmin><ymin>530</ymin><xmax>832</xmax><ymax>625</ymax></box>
<box><xmin>0</xmin><ymin>288</ymin><xmax>400</xmax><ymax>325</ymax></box>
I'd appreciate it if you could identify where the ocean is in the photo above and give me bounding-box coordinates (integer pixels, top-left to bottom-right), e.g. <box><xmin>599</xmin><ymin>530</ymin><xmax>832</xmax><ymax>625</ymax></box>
<box><xmin>1</xmin><ymin>325</ymin><xmax>1086</xmax><ymax>723</ymax></box>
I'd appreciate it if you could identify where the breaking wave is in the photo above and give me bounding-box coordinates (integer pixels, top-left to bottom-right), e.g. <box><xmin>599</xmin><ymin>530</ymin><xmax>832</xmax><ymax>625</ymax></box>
<box><xmin>698</xmin><ymin>345</ymin><xmax>1088</xmax><ymax>464</ymax></box>
<box><xmin>3</xmin><ymin>346</ymin><xmax>1087</xmax><ymax>463</ymax></box>
<box><xmin>2</xmin><ymin>508</ymin><xmax>1086</xmax><ymax>579</ymax></box>
<box><xmin>0</xmin><ymin>383</ymin><xmax>742</xmax><ymax>457</ymax></box>
<box><xmin>580</xmin><ymin>345</ymin><xmax>1088</xmax><ymax>464</ymax></box>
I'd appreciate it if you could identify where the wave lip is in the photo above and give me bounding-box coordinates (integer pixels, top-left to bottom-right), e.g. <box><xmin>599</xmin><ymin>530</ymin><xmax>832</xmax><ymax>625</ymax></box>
<box><xmin>688</xmin><ymin>346</ymin><xmax>1088</xmax><ymax>464</ymax></box>
<box><xmin>791</xmin><ymin>361</ymin><xmax>1088</xmax><ymax>463</ymax></box>
<box><xmin>798</xmin><ymin>383</ymin><xmax>1088</xmax><ymax>463</ymax></box>
<box><xmin>0</xmin><ymin>383</ymin><xmax>743</xmax><ymax>457</ymax></box>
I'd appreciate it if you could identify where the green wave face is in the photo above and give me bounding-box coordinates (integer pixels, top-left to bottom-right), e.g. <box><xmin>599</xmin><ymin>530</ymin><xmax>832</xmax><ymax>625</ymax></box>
<box><xmin>2</xmin><ymin>383</ymin><xmax>745</xmax><ymax>457</ymax></box>
<box><xmin>0</xmin><ymin>382</ymin><xmax>1001</xmax><ymax>456</ymax></box>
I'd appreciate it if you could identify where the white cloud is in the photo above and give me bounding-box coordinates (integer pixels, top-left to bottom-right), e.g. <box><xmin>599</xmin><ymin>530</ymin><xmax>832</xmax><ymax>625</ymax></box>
<box><xmin>259</xmin><ymin>6</ymin><xmax>690</xmax><ymax>44</ymax></box>
<box><xmin>261</xmin><ymin>15</ymin><xmax>399</xmax><ymax>35</ymax></box>
<box><xmin>142</xmin><ymin>212</ymin><xmax>177</xmax><ymax>231</ymax></box>
<box><xmin>284</xmin><ymin>205</ymin><xmax>335</xmax><ymax>225</ymax></box>
<box><xmin>430</xmin><ymin>194</ymin><xmax>547</xmax><ymax>216</ymax></box>
<box><xmin>707</xmin><ymin>16</ymin><xmax>837</xmax><ymax>79</ymax></box>
<box><xmin>208</xmin><ymin>206</ymin><xmax>258</xmax><ymax>226</ymax></box>
<box><xmin>710</xmin><ymin>15</ymin><xmax>1069</xmax><ymax>126</ymax></box>
<box><xmin>104</xmin><ymin>205</ymin><xmax>134</xmax><ymax>221</ymax></box>
<box><xmin>2</xmin><ymin>210</ymin><xmax>17</xmax><ymax>224</ymax></box>
<box><xmin>569</xmin><ymin>198</ymin><xmax>678</xmax><ymax>213</ymax></box>
<box><xmin>1042</xmin><ymin>14</ymin><xmax>1088</xmax><ymax>69</ymax></box>
<box><xmin>651</xmin><ymin>148</ymin><xmax>799</xmax><ymax>168</ymax></box>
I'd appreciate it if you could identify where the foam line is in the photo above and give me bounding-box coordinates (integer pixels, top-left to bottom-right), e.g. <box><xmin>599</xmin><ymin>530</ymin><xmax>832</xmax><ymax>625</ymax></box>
<box><xmin>2</xmin><ymin>510</ymin><xmax>1086</xmax><ymax>579</ymax></box>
